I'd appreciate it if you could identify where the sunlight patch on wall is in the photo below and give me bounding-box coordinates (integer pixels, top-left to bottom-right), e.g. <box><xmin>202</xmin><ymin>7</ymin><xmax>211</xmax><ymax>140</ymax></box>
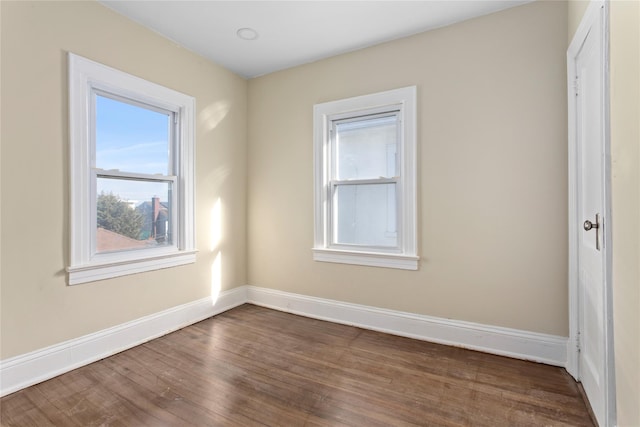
<box><xmin>210</xmin><ymin>198</ymin><xmax>223</xmax><ymax>252</ymax></box>
<box><xmin>207</xmin><ymin>165</ymin><xmax>232</xmax><ymax>193</ymax></box>
<box><xmin>199</xmin><ymin>100</ymin><xmax>230</xmax><ymax>132</ymax></box>
<box><xmin>211</xmin><ymin>251</ymin><xmax>222</xmax><ymax>304</ymax></box>
<box><xmin>210</xmin><ymin>197</ymin><xmax>223</xmax><ymax>303</ymax></box>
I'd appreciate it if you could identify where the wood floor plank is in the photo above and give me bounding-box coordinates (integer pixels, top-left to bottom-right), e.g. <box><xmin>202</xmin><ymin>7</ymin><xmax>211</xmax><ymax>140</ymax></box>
<box><xmin>1</xmin><ymin>304</ymin><xmax>594</xmax><ymax>426</ymax></box>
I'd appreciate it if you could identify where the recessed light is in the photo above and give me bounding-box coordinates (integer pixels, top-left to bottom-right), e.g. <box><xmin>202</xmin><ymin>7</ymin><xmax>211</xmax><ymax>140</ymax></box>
<box><xmin>237</xmin><ymin>28</ymin><xmax>259</xmax><ymax>41</ymax></box>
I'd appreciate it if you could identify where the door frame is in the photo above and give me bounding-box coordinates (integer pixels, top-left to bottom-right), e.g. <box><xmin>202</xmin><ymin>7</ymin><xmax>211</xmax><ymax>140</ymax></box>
<box><xmin>566</xmin><ymin>1</ymin><xmax>616</xmax><ymax>425</ymax></box>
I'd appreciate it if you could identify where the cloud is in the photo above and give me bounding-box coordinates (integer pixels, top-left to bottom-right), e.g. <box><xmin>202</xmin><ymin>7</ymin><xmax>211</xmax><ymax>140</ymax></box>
<box><xmin>97</xmin><ymin>141</ymin><xmax>169</xmax><ymax>174</ymax></box>
<box><xmin>97</xmin><ymin>141</ymin><xmax>166</xmax><ymax>156</ymax></box>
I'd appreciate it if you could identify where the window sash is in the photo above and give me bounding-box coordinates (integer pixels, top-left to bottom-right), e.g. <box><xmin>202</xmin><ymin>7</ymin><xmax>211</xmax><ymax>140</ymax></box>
<box><xmin>327</xmin><ymin>110</ymin><xmax>403</xmax><ymax>252</ymax></box>
<box><xmin>89</xmin><ymin>86</ymin><xmax>179</xmax><ymax>259</ymax></box>
<box><xmin>91</xmin><ymin>89</ymin><xmax>177</xmax><ymax>175</ymax></box>
<box><xmin>330</xmin><ymin>110</ymin><xmax>401</xmax><ymax>181</ymax></box>
<box><xmin>91</xmin><ymin>170</ymin><xmax>178</xmax><ymax>258</ymax></box>
<box><xmin>328</xmin><ymin>179</ymin><xmax>401</xmax><ymax>252</ymax></box>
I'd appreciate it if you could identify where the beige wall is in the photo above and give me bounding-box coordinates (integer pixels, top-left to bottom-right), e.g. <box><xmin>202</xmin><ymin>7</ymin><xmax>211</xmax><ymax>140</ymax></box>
<box><xmin>610</xmin><ymin>1</ymin><xmax>640</xmax><ymax>425</ymax></box>
<box><xmin>567</xmin><ymin>1</ymin><xmax>640</xmax><ymax>425</ymax></box>
<box><xmin>0</xmin><ymin>1</ymin><xmax>248</xmax><ymax>359</ymax></box>
<box><xmin>568</xmin><ymin>0</ymin><xmax>590</xmax><ymax>41</ymax></box>
<box><xmin>248</xmin><ymin>1</ymin><xmax>569</xmax><ymax>335</ymax></box>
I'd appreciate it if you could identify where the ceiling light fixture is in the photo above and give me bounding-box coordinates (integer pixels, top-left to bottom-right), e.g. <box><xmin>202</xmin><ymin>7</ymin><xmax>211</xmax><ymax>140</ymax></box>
<box><xmin>236</xmin><ymin>28</ymin><xmax>259</xmax><ymax>41</ymax></box>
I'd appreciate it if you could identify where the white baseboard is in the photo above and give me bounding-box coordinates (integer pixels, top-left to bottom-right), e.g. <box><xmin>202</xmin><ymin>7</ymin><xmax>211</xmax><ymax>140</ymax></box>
<box><xmin>0</xmin><ymin>287</ymin><xmax>247</xmax><ymax>397</ymax></box>
<box><xmin>1</xmin><ymin>284</ymin><xmax>568</xmax><ymax>398</ymax></box>
<box><xmin>246</xmin><ymin>286</ymin><xmax>568</xmax><ymax>367</ymax></box>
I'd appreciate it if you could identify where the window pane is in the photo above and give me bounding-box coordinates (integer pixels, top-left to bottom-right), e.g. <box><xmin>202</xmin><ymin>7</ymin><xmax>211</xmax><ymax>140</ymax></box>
<box><xmin>96</xmin><ymin>177</ymin><xmax>172</xmax><ymax>253</ymax></box>
<box><xmin>95</xmin><ymin>95</ymin><xmax>170</xmax><ymax>175</ymax></box>
<box><xmin>335</xmin><ymin>114</ymin><xmax>397</xmax><ymax>180</ymax></box>
<box><xmin>333</xmin><ymin>183</ymin><xmax>397</xmax><ymax>247</ymax></box>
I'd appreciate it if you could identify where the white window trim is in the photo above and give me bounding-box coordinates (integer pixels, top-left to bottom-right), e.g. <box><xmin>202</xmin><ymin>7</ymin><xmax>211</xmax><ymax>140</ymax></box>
<box><xmin>313</xmin><ymin>86</ymin><xmax>418</xmax><ymax>270</ymax></box>
<box><xmin>67</xmin><ymin>53</ymin><xmax>196</xmax><ymax>285</ymax></box>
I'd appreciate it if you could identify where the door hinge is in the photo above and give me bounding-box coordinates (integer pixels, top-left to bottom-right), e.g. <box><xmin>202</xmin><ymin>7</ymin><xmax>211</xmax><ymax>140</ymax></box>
<box><xmin>576</xmin><ymin>331</ymin><xmax>581</xmax><ymax>353</ymax></box>
<box><xmin>573</xmin><ymin>76</ymin><xmax>579</xmax><ymax>97</ymax></box>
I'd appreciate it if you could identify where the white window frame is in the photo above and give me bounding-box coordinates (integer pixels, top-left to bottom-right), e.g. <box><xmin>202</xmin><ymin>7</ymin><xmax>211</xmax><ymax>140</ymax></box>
<box><xmin>67</xmin><ymin>53</ymin><xmax>196</xmax><ymax>285</ymax></box>
<box><xmin>313</xmin><ymin>86</ymin><xmax>418</xmax><ymax>270</ymax></box>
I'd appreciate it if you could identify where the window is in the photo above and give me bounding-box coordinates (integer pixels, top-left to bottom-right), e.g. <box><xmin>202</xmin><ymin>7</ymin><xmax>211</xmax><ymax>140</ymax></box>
<box><xmin>67</xmin><ymin>53</ymin><xmax>196</xmax><ymax>285</ymax></box>
<box><xmin>313</xmin><ymin>86</ymin><xmax>418</xmax><ymax>270</ymax></box>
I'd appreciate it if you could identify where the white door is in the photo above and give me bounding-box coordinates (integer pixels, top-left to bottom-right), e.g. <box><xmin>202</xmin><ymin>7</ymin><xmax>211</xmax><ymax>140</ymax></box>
<box><xmin>576</xmin><ymin>22</ymin><xmax>605</xmax><ymax>421</ymax></box>
<box><xmin>569</xmin><ymin>2</ymin><xmax>614</xmax><ymax>426</ymax></box>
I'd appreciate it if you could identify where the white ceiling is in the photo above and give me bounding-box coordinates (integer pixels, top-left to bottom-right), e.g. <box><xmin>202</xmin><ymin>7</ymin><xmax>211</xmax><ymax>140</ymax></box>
<box><xmin>99</xmin><ymin>1</ymin><xmax>531</xmax><ymax>79</ymax></box>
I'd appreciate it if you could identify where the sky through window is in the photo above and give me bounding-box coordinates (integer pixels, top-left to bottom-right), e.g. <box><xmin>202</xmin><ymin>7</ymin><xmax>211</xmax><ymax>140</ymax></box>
<box><xmin>95</xmin><ymin>95</ymin><xmax>172</xmax><ymax>203</ymax></box>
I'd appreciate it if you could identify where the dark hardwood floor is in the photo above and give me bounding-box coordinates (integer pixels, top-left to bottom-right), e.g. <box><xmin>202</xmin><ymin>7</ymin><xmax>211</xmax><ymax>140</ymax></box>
<box><xmin>1</xmin><ymin>304</ymin><xmax>593</xmax><ymax>426</ymax></box>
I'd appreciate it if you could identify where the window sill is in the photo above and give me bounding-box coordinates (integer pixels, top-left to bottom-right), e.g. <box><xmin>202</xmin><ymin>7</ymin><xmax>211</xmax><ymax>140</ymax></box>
<box><xmin>67</xmin><ymin>249</ymin><xmax>197</xmax><ymax>285</ymax></box>
<box><xmin>312</xmin><ymin>248</ymin><xmax>418</xmax><ymax>270</ymax></box>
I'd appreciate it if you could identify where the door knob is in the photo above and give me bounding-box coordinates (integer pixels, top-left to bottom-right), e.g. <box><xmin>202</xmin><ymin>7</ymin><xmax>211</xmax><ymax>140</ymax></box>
<box><xmin>583</xmin><ymin>214</ymin><xmax>601</xmax><ymax>250</ymax></box>
<box><xmin>583</xmin><ymin>220</ymin><xmax>599</xmax><ymax>231</ymax></box>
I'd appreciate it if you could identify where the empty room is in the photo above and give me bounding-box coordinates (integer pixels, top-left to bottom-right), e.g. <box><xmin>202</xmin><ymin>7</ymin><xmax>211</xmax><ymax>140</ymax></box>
<box><xmin>1</xmin><ymin>1</ymin><xmax>638</xmax><ymax>426</ymax></box>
